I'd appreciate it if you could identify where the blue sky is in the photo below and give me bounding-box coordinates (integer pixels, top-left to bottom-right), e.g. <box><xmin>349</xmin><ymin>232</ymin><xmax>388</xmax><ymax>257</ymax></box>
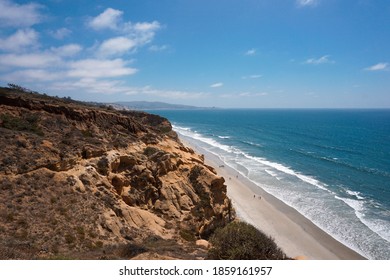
<box><xmin>0</xmin><ymin>0</ymin><xmax>389</xmax><ymax>108</ymax></box>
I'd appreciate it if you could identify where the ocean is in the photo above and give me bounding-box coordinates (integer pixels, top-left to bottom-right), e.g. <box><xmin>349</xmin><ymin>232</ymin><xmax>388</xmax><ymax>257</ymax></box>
<box><xmin>150</xmin><ymin>109</ymin><xmax>390</xmax><ymax>260</ymax></box>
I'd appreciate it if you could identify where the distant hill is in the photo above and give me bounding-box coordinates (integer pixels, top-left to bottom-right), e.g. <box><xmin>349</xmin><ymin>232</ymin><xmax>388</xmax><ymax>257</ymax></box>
<box><xmin>113</xmin><ymin>101</ymin><xmax>203</xmax><ymax>110</ymax></box>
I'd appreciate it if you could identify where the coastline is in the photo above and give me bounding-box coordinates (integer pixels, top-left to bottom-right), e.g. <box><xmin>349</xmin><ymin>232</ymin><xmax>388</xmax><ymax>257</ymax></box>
<box><xmin>180</xmin><ymin>136</ymin><xmax>366</xmax><ymax>260</ymax></box>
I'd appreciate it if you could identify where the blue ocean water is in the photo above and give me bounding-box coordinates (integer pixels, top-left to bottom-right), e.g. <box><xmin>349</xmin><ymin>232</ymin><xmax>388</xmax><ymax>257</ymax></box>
<box><xmin>152</xmin><ymin>109</ymin><xmax>390</xmax><ymax>259</ymax></box>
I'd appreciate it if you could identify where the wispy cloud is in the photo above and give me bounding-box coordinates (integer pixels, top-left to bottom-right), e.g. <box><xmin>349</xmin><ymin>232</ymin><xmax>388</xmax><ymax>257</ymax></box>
<box><xmin>2</xmin><ymin>69</ymin><xmax>63</xmax><ymax>82</ymax></box>
<box><xmin>67</xmin><ymin>58</ymin><xmax>137</xmax><ymax>79</ymax></box>
<box><xmin>210</xmin><ymin>82</ymin><xmax>223</xmax><ymax>88</ymax></box>
<box><xmin>0</xmin><ymin>0</ymin><xmax>44</xmax><ymax>27</ymax></box>
<box><xmin>245</xmin><ymin>49</ymin><xmax>256</xmax><ymax>56</ymax></box>
<box><xmin>51</xmin><ymin>79</ymin><xmax>136</xmax><ymax>95</ymax></box>
<box><xmin>97</xmin><ymin>37</ymin><xmax>137</xmax><ymax>57</ymax></box>
<box><xmin>125</xmin><ymin>86</ymin><xmax>207</xmax><ymax>100</ymax></box>
<box><xmin>149</xmin><ymin>45</ymin><xmax>169</xmax><ymax>52</ymax></box>
<box><xmin>296</xmin><ymin>0</ymin><xmax>318</xmax><ymax>7</ymax></box>
<box><xmin>51</xmin><ymin>44</ymin><xmax>82</xmax><ymax>57</ymax></box>
<box><xmin>0</xmin><ymin>28</ymin><xmax>39</xmax><ymax>52</ymax></box>
<box><xmin>0</xmin><ymin>52</ymin><xmax>61</xmax><ymax>68</ymax></box>
<box><xmin>88</xmin><ymin>8</ymin><xmax>161</xmax><ymax>56</ymax></box>
<box><xmin>49</xmin><ymin>28</ymin><xmax>72</xmax><ymax>40</ymax></box>
<box><xmin>364</xmin><ymin>62</ymin><xmax>388</xmax><ymax>71</ymax></box>
<box><xmin>242</xmin><ymin>74</ymin><xmax>262</xmax><ymax>79</ymax></box>
<box><xmin>305</xmin><ymin>55</ymin><xmax>334</xmax><ymax>65</ymax></box>
<box><xmin>87</xmin><ymin>8</ymin><xmax>123</xmax><ymax>30</ymax></box>
<box><xmin>239</xmin><ymin>92</ymin><xmax>268</xmax><ymax>97</ymax></box>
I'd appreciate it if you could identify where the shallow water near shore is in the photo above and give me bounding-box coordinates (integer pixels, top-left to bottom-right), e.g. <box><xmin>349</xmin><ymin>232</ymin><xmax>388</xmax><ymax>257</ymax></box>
<box><xmin>150</xmin><ymin>109</ymin><xmax>390</xmax><ymax>259</ymax></box>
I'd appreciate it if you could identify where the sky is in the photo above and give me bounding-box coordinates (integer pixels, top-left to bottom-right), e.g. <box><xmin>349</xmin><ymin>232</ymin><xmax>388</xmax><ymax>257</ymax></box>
<box><xmin>0</xmin><ymin>0</ymin><xmax>389</xmax><ymax>108</ymax></box>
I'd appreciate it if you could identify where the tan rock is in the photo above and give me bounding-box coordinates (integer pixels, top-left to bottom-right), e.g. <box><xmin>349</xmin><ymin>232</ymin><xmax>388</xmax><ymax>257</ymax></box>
<box><xmin>120</xmin><ymin>203</ymin><xmax>166</xmax><ymax>236</ymax></box>
<box><xmin>196</xmin><ymin>239</ymin><xmax>210</xmax><ymax>248</ymax></box>
<box><xmin>101</xmin><ymin>209</ymin><xmax>122</xmax><ymax>236</ymax></box>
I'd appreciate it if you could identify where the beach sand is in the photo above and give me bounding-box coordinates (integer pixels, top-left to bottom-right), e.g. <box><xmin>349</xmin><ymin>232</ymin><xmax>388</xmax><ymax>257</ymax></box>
<box><xmin>181</xmin><ymin>137</ymin><xmax>365</xmax><ymax>260</ymax></box>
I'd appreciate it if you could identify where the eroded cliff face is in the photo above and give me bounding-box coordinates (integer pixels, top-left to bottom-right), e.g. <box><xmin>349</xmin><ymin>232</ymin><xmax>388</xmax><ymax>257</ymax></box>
<box><xmin>0</xmin><ymin>87</ymin><xmax>233</xmax><ymax>259</ymax></box>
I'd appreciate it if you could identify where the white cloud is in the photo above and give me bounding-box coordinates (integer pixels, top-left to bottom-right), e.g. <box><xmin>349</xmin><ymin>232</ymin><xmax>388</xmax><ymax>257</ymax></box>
<box><xmin>297</xmin><ymin>0</ymin><xmax>318</xmax><ymax>7</ymax></box>
<box><xmin>0</xmin><ymin>53</ymin><xmax>61</xmax><ymax>68</ymax></box>
<box><xmin>242</xmin><ymin>74</ymin><xmax>262</xmax><ymax>79</ymax></box>
<box><xmin>364</xmin><ymin>62</ymin><xmax>388</xmax><ymax>71</ymax></box>
<box><xmin>149</xmin><ymin>45</ymin><xmax>169</xmax><ymax>52</ymax></box>
<box><xmin>97</xmin><ymin>37</ymin><xmax>137</xmax><ymax>57</ymax></box>
<box><xmin>124</xmin><ymin>20</ymin><xmax>161</xmax><ymax>45</ymax></box>
<box><xmin>89</xmin><ymin>8</ymin><xmax>161</xmax><ymax>56</ymax></box>
<box><xmin>210</xmin><ymin>82</ymin><xmax>223</xmax><ymax>88</ymax></box>
<box><xmin>305</xmin><ymin>55</ymin><xmax>334</xmax><ymax>65</ymax></box>
<box><xmin>52</xmin><ymin>78</ymin><xmax>136</xmax><ymax>95</ymax></box>
<box><xmin>88</xmin><ymin>8</ymin><xmax>123</xmax><ymax>30</ymax></box>
<box><xmin>49</xmin><ymin>28</ymin><xmax>72</xmax><ymax>40</ymax></box>
<box><xmin>51</xmin><ymin>44</ymin><xmax>82</xmax><ymax>57</ymax></box>
<box><xmin>2</xmin><ymin>69</ymin><xmax>62</xmax><ymax>82</ymax></box>
<box><xmin>67</xmin><ymin>58</ymin><xmax>137</xmax><ymax>78</ymax></box>
<box><xmin>125</xmin><ymin>86</ymin><xmax>206</xmax><ymax>99</ymax></box>
<box><xmin>133</xmin><ymin>21</ymin><xmax>161</xmax><ymax>32</ymax></box>
<box><xmin>0</xmin><ymin>44</ymin><xmax>81</xmax><ymax>69</ymax></box>
<box><xmin>245</xmin><ymin>49</ymin><xmax>256</xmax><ymax>56</ymax></box>
<box><xmin>0</xmin><ymin>0</ymin><xmax>43</xmax><ymax>27</ymax></box>
<box><xmin>88</xmin><ymin>8</ymin><xmax>161</xmax><ymax>39</ymax></box>
<box><xmin>0</xmin><ymin>28</ymin><xmax>39</xmax><ymax>51</ymax></box>
<box><xmin>239</xmin><ymin>92</ymin><xmax>268</xmax><ymax>97</ymax></box>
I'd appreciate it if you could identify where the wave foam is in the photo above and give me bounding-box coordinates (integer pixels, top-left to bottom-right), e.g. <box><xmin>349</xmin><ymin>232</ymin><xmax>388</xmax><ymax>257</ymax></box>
<box><xmin>175</xmin><ymin>124</ymin><xmax>330</xmax><ymax>192</ymax></box>
<box><xmin>264</xmin><ymin>169</ymin><xmax>281</xmax><ymax>180</ymax></box>
<box><xmin>174</xmin><ymin>125</ymin><xmax>234</xmax><ymax>153</ymax></box>
<box><xmin>346</xmin><ymin>189</ymin><xmax>365</xmax><ymax>200</ymax></box>
<box><xmin>335</xmin><ymin>195</ymin><xmax>390</xmax><ymax>243</ymax></box>
<box><xmin>245</xmin><ymin>154</ymin><xmax>330</xmax><ymax>192</ymax></box>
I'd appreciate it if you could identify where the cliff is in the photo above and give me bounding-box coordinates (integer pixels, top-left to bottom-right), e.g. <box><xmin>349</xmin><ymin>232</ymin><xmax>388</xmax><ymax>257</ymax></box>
<box><xmin>0</xmin><ymin>86</ymin><xmax>234</xmax><ymax>259</ymax></box>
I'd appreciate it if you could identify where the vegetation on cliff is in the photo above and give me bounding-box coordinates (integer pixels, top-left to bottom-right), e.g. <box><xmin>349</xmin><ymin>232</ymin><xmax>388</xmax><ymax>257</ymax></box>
<box><xmin>208</xmin><ymin>221</ymin><xmax>288</xmax><ymax>260</ymax></box>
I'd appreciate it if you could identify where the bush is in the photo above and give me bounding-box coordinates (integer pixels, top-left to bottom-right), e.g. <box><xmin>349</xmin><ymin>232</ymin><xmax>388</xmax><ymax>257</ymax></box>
<box><xmin>0</xmin><ymin>113</ymin><xmax>44</xmax><ymax>136</ymax></box>
<box><xmin>207</xmin><ymin>221</ymin><xmax>288</xmax><ymax>260</ymax></box>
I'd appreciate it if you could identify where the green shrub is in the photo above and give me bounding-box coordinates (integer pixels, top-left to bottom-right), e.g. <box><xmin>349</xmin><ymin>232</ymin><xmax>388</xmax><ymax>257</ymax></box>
<box><xmin>0</xmin><ymin>113</ymin><xmax>44</xmax><ymax>136</ymax></box>
<box><xmin>207</xmin><ymin>221</ymin><xmax>288</xmax><ymax>260</ymax></box>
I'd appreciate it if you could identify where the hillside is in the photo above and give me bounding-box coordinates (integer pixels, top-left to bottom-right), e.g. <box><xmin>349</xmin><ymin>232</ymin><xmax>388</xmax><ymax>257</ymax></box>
<box><xmin>0</xmin><ymin>86</ymin><xmax>234</xmax><ymax>259</ymax></box>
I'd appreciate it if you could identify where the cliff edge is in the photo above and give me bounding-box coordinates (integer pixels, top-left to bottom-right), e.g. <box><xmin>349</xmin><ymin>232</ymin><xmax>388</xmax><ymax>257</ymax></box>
<box><xmin>0</xmin><ymin>86</ymin><xmax>234</xmax><ymax>259</ymax></box>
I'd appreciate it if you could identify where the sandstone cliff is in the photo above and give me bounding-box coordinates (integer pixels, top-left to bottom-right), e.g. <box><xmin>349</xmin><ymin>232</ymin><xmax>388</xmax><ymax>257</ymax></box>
<box><xmin>0</xmin><ymin>86</ymin><xmax>234</xmax><ymax>259</ymax></box>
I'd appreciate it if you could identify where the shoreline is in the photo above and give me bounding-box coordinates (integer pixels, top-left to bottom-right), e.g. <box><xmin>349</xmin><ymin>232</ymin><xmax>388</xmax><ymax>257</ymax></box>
<box><xmin>180</xmin><ymin>136</ymin><xmax>366</xmax><ymax>260</ymax></box>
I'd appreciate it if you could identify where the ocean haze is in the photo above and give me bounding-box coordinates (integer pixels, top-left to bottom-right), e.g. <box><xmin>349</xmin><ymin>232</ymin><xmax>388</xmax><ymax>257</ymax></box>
<box><xmin>114</xmin><ymin>101</ymin><xmax>205</xmax><ymax>110</ymax></box>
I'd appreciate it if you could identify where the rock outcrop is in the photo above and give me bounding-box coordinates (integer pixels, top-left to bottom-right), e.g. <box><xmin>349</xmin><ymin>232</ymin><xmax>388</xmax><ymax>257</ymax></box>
<box><xmin>0</xmin><ymin>87</ymin><xmax>234</xmax><ymax>259</ymax></box>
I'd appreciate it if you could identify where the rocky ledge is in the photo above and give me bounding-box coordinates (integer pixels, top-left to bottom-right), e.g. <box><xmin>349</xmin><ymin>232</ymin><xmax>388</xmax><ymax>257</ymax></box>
<box><xmin>0</xmin><ymin>86</ymin><xmax>234</xmax><ymax>259</ymax></box>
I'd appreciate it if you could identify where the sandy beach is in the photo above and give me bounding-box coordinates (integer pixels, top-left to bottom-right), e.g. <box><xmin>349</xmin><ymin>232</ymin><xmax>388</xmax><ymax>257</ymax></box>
<box><xmin>181</xmin><ymin>137</ymin><xmax>365</xmax><ymax>260</ymax></box>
